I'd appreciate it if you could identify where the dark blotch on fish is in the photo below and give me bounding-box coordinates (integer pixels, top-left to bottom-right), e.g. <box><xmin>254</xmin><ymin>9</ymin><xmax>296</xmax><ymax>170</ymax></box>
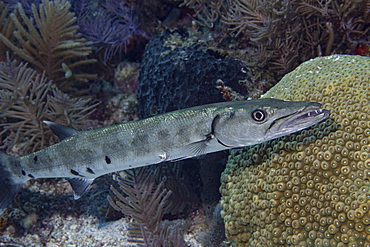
<box><xmin>70</xmin><ymin>169</ymin><xmax>81</xmax><ymax>176</ymax></box>
<box><xmin>86</xmin><ymin>167</ymin><xmax>95</xmax><ymax>174</ymax></box>
<box><xmin>105</xmin><ymin>156</ymin><xmax>111</xmax><ymax>164</ymax></box>
<box><xmin>157</xmin><ymin>129</ymin><xmax>170</xmax><ymax>139</ymax></box>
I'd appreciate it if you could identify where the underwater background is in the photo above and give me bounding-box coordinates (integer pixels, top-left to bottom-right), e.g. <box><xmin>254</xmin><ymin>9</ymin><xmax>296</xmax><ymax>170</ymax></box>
<box><xmin>0</xmin><ymin>0</ymin><xmax>369</xmax><ymax>246</ymax></box>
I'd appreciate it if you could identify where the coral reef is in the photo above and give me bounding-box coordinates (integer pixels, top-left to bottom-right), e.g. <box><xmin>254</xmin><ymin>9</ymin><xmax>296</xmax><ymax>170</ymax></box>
<box><xmin>72</xmin><ymin>0</ymin><xmax>198</xmax><ymax>65</ymax></box>
<box><xmin>0</xmin><ymin>59</ymin><xmax>98</xmax><ymax>155</ymax></box>
<box><xmin>199</xmin><ymin>203</ymin><xmax>227</xmax><ymax>246</ymax></box>
<box><xmin>155</xmin><ymin>162</ymin><xmax>200</xmax><ymax>216</ymax></box>
<box><xmin>73</xmin><ymin>0</ymin><xmax>147</xmax><ymax>64</ymax></box>
<box><xmin>136</xmin><ymin>29</ymin><xmax>274</xmax><ymax>245</ymax></box>
<box><xmin>114</xmin><ymin>62</ymin><xmax>140</xmax><ymax>94</ymax></box>
<box><xmin>181</xmin><ymin>0</ymin><xmax>370</xmax><ymax>75</ymax></box>
<box><xmin>220</xmin><ymin>55</ymin><xmax>370</xmax><ymax>246</ymax></box>
<box><xmin>2</xmin><ymin>0</ymin><xmax>41</xmax><ymax>14</ymax></box>
<box><xmin>100</xmin><ymin>94</ymin><xmax>138</xmax><ymax>126</ymax></box>
<box><xmin>136</xmin><ymin>29</ymin><xmax>272</xmax><ymax>244</ymax></box>
<box><xmin>137</xmin><ymin>29</ymin><xmax>272</xmax><ymax>118</ymax></box>
<box><xmin>0</xmin><ymin>174</ymin><xmax>133</xmax><ymax>246</ymax></box>
<box><xmin>0</xmin><ymin>0</ymin><xmax>258</xmax><ymax>246</ymax></box>
<box><xmin>108</xmin><ymin>167</ymin><xmax>187</xmax><ymax>246</ymax></box>
<box><xmin>0</xmin><ymin>1</ymin><xmax>14</xmax><ymax>62</ymax></box>
<box><xmin>0</xmin><ymin>0</ymin><xmax>96</xmax><ymax>92</ymax></box>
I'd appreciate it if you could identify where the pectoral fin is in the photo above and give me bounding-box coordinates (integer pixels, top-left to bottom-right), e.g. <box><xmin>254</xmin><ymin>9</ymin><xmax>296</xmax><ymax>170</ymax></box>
<box><xmin>171</xmin><ymin>136</ymin><xmax>213</xmax><ymax>162</ymax></box>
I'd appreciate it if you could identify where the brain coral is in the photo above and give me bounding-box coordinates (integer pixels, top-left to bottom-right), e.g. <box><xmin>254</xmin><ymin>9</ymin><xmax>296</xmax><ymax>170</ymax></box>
<box><xmin>220</xmin><ymin>55</ymin><xmax>370</xmax><ymax>246</ymax></box>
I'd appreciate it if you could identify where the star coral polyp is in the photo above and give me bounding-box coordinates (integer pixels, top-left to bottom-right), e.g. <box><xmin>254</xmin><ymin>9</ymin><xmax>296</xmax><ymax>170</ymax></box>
<box><xmin>220</xmin><ymin>55</ymin><xmax>370</xmax><ymax>246</ymax></box>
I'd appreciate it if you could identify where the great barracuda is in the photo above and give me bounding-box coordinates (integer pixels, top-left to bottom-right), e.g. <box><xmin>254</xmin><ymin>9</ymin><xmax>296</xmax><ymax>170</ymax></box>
<box><xmin>0</xmin><ymin>98</ymin><xmax>330</xmax><ymax>214</ymax></box>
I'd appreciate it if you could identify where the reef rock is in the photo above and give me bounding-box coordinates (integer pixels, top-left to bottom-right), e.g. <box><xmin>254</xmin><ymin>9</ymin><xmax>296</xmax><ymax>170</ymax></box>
<box><xmin>137</xmin><ymin>30</ymin><xmax>272</xmax><ymax>118</ymax></box>
<box><xmin>220</xmin><ymin>55</ymin><xmax>370</xmax><ymax>246</ymax></box>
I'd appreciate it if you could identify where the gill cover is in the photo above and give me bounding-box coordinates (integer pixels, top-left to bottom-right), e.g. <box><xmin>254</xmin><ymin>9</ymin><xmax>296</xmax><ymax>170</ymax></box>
<box><xmin>212</xmin><ymin>105</ymin><xmax>272</xmax><ymax>147</ymax></box>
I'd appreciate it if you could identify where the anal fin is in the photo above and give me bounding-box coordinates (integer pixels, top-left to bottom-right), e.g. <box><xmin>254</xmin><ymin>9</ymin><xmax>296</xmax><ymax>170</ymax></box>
<box><xmin>66</xmin><ymin>178</ymin><xmax>94</xmax><ymax>200</ymax></box>
<box><xmin>0</xmin><ymin>183</ymin><xmax>22</xmax><ymax>215</ymax></box>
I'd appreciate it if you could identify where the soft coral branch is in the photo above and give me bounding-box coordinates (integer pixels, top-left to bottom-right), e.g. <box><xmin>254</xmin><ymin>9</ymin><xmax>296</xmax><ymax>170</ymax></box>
<box><xmin>0</xmin><ymin>0</ymin><xmax>96</xmax><ymax>92</ymax></box>
<box><xmin>76</xmin><ymin>0</ymin><xmax>147</xmax><ymax>64</ymax></box>
<box><xmin>108</xmin><ymin>167</ymin><xmax>187</xmax><ymax>246</ymax></box>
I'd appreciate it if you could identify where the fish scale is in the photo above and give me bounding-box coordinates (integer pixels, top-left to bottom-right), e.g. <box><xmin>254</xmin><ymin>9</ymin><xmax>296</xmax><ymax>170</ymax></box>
<box><xmin>0</xmin><ymin>98</ymin><xmax>330</xmax><ymax>213</ymax></box>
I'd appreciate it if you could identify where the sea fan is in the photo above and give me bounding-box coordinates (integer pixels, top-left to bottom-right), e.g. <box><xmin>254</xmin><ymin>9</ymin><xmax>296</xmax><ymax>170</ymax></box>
<box><xmin>78</xmin><ymin>10</ymin><xmax>135</xmax><ymax>64</ymax></box>
<box><xmin>108</xmin><ymin>167</ymin><xmax>187</xmax><ymax>246</ymax></box>
<box><xmin>2</xmin><ymin>0</ymin><xmax>40</xmax><ymax>15</ymax></box>
<box><xmin>0</xmin><ymin>0</ymin><xmax>96</xmax><ymax>92</ymax></box>
<box><xmin>0</xmin><ymin>59</ymin><xmax>98</xmax><ymax>155</ymax></box>
<box><xmin>0</xmin><ymin>1</ymin><xmax>14</xmax><ymax>61</ymax></box>
<box><xmin>46</xmin><ymin>88</ymin><xmax>98</xmax><ymax>129</ymax></box>
<box><xmin>75</xmin><ymin>0</ymin><xmax>146</xmax><ymax>64</ymax></box>
<box><xmin>0</xmin><ymin>59</ymin><xmax>55</xmax><ymax>154</ymax></box>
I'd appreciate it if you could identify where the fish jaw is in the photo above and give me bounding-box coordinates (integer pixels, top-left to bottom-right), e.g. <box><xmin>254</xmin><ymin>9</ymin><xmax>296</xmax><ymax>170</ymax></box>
<box><xmin>265</xmin><ymin>103</ymin><xmax>330</xmax><ymax>141</ymax></box>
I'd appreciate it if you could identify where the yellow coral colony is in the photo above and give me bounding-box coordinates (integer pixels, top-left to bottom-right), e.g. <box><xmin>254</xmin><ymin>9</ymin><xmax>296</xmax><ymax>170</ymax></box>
<box><xmin>220</xmin><ymin>55</ymin><xmax>370</xmax><ymax>246</ymax></box>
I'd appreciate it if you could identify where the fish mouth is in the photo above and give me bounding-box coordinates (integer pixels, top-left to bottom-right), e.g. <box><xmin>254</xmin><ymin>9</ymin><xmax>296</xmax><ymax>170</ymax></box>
<box><xmin>266</xmin><ymin>104</ymin><xmax>330</xmax><ymax>139</ymax></box>
<box><xmin>281</xmin><ymin>106</ymin><xmax>330</xmax><ymax>130</ymax></box>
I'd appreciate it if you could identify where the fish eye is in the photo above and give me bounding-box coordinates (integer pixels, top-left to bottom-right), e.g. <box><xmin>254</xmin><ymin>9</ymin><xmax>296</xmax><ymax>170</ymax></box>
<box><xmin>252</xmin><ymin>109</ymin><xmax>266</xmax><ymax>122</ymax></box>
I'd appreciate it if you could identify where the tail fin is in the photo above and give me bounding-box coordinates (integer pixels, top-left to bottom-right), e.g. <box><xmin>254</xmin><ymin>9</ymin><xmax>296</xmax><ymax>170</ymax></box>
<box><xmin>0</xmin><ymin>152</ymin><xmax>24</xmax><ymax>214</ymax></box>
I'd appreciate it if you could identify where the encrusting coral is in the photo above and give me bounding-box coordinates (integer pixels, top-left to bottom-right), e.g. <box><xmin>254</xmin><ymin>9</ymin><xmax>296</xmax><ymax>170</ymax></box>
<box><xmin>220</xmin><ymin>55</ymin><xmax>370</xmax><ymax>246</ymax></box>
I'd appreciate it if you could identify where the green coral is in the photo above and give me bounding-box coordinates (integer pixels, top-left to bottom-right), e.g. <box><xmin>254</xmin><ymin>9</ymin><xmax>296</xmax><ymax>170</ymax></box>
<box><xmin>220</xmin><ymin>55</ymin><xmax>370</xmax><ymax>246</ymax></box>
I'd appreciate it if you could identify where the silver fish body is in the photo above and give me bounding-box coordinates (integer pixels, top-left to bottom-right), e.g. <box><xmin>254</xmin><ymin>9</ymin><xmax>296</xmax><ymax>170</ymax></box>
<box><xmin>0</xmin><ymin>98</ymin><xmax>330</xmax><ymax>213</ymax></box>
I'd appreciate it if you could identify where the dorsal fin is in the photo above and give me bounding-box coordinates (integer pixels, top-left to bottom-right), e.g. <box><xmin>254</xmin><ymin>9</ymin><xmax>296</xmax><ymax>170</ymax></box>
<box><xmin>43</xmin><ymin>121</ymin><xmax>79</xmax><ymax>141</ymax></box>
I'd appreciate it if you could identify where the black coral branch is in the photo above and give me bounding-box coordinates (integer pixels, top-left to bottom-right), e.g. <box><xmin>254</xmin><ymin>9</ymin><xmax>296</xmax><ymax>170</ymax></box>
<box><xmin>0</xmin><ymin>0</ymin><xmax>96</xmax><ymax>92</ymax></box>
